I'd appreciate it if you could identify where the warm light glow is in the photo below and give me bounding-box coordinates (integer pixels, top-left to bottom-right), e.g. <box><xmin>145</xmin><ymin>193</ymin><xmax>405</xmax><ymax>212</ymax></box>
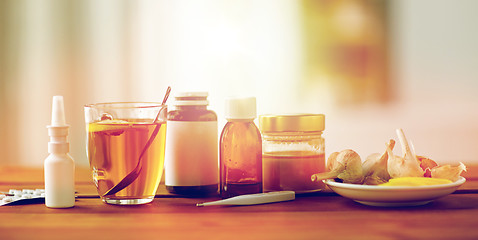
<box><xmin>0</xmin><ymin>0</ymin><xmax>477</xmax><ymax>166</ymax></box>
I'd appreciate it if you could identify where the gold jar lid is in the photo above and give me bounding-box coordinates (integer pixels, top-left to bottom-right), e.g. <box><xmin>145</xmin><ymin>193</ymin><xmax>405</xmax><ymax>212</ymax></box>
<box><xmin>259</xmin><ymin>114</ymin><xmax>325</xmax><ymax>133</ymax></box>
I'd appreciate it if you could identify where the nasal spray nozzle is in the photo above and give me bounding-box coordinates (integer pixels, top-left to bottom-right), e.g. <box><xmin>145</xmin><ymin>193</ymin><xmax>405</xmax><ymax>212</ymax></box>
<box><xmin>51</xmin><ymin>96</ymin><xmax>67</xmax><ymax>126</ymax></box>
<box><xmin>44</xmin><ymin>95</ymin><xmax>75</xmax><ymax>208</ymax></box>
<box><xmin>47</xmin><ymin>96</ymin><xmax>69</xmax><ymax>153</ymax></box>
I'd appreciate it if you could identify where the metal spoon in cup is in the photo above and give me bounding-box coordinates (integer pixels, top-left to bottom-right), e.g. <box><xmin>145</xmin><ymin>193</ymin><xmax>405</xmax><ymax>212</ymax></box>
<box><xmin>103</xmin><ymin>86</ymin><xmax>171</xmax><ymax>197</ymax></box>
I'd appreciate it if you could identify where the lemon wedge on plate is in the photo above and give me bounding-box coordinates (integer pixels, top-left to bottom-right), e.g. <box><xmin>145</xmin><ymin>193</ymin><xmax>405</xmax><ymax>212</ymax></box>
<box><xmin>379</xmin><ymin>177</ymin><xmax>453</xmax><ymax>186</ymax></box>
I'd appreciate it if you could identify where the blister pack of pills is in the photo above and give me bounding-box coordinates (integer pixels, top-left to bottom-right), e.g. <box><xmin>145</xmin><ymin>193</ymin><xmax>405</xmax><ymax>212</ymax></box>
<box><xmin>0</xmin><ymin>189</ymin><xmax>45</xmax><ymax>206</ymax></box>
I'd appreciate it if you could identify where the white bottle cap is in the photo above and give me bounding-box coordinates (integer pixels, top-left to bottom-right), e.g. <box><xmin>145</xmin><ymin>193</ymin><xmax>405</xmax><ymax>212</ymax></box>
<box><xmin>224</xmin><ymin>97</ymin><xmax>257</xmax><ymax>120</ymax></box>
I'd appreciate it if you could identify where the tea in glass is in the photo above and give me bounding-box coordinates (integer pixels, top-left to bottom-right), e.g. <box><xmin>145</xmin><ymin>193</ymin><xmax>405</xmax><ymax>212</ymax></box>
<box><xmin>85</xmin><ymin>103</ymin><xmax>167</xmax><ymax>205</ymax></box>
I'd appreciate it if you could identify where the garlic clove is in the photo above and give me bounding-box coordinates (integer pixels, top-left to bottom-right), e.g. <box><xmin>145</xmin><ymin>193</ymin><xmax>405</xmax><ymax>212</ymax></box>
<box><xmin>431</xmin><ymin>162</ymin><xmax>466</xmax><ymax>182</ymax></box>
<box><xmin>362</xmin><ymin>139</ymin><xmax>394</xmax><ymax>185</ymax></box>
<box><xmin>388</xmin><ymin>129</ymin><xmax>424</xmax><ymax>178</ymax></box>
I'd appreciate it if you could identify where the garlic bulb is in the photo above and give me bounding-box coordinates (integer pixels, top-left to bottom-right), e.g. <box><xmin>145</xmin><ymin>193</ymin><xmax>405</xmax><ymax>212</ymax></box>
<box><xmin>311</xmin><ymin>149</ymin><xmax>364</xmax><ymax>184</ymax></box>
<box><xmin>312</xmin><ymin>129</ymin><xmax>466</xmax><ymax>186</ymax></box>
<box><xmin>311</xmin><ymin>152</ymin><xmax>343</xmax><ymax>181</ymax></box>
<box><xmin>387</xmin><ymin>129</ymin><xmax>424</xmax><ymax>178</ymax></box>
<box><xmin>362</xmin><ymin>139</ymin><xmax>395</xmax><ymax>185</ymax></box>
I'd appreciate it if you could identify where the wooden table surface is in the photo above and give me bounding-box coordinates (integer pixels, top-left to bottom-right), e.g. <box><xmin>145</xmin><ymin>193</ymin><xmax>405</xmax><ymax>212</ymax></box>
<box><xmin>1</xmin><ymin>165</ymin><xmax>478</xmax><ymax>240</ymax></box>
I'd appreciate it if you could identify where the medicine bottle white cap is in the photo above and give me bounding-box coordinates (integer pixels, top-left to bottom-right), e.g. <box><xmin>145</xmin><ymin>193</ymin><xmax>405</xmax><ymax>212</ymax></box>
<box><xmin>224</xmin><ymin>97</ymin><xmax>257</xmax><ymax>120</ymax></box>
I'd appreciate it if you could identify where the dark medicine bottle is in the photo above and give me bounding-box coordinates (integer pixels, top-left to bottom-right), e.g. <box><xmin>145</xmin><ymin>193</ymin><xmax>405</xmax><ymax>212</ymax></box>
<box><xmin>164</xmin><ymin>92</ymin><xmax>218</xmax><ymax>196</ymax></box>
<box><xmin>220</xmin><ymin>97</ymin><xmax>262</xmax><ymax>198</ymax></box>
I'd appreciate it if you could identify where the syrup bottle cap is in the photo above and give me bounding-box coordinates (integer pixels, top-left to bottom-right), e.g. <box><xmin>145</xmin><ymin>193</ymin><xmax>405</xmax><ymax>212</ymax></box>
<box><xmin>225</xmin><ymin>97</ymin><xmax>257</xmax><ymax>120</ymax></box>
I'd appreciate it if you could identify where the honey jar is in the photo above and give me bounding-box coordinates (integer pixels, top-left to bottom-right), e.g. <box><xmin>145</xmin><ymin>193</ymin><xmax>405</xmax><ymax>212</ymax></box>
<box><xmin>259</xmin><ymin>114</ymin><xmax>325</xmax><ymax>193</ymax></box>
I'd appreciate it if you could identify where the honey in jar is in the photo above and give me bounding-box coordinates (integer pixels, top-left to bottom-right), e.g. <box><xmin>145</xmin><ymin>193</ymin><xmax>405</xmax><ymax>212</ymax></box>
<box><xmin>259</xmin><ymin>114</ymin><xmax>326</xmax><ymax>193</ymax></box>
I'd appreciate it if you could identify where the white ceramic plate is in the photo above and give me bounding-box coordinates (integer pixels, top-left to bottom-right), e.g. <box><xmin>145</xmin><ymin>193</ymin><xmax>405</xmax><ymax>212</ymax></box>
<box><xmin>324</xmin><ymin>177</ymin><xmax>466</xmax><ymax>207</ymax></box>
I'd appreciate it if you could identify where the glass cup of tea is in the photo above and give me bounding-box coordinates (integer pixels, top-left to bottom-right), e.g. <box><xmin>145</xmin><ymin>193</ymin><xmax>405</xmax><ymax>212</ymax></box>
<box><xmin>84</xmin><ymin>102</ymin><xmax>167</xmax><ymax>205</ymax></box>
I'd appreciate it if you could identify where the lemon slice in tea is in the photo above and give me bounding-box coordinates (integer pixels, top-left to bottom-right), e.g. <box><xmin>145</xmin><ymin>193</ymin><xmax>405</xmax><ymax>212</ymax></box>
<box><xmin>88</xmin><ymin>120</ymin><xmax>132</xmax><ymax>135</ymax></box>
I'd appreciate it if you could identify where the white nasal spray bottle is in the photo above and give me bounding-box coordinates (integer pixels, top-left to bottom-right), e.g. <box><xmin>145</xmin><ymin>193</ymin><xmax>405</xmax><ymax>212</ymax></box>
<box><xmin>44</xmin><ymin>96</ymin><xmax>75</xmax><ymax>208</ymax></box>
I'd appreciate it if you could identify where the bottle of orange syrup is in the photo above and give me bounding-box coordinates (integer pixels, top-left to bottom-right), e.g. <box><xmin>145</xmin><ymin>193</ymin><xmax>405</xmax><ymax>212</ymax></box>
<box><xmin>220</xmin><ymin>97</ymin><xmax>262</xmax><ymax>198</ymax></box>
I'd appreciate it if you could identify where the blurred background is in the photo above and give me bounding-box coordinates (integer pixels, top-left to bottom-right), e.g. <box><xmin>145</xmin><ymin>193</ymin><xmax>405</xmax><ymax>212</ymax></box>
<box><xmin>0</xmin><ymin>0</ymin><xmax>477</xmax><ymax>167</ymax></box>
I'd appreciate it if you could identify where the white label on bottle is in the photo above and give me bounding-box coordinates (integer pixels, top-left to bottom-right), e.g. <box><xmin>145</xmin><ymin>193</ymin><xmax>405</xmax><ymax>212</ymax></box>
<box><xmin>165</xmin><ymin>121</ymin><xmax>218</xmax><ymax>186</ymax></box>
